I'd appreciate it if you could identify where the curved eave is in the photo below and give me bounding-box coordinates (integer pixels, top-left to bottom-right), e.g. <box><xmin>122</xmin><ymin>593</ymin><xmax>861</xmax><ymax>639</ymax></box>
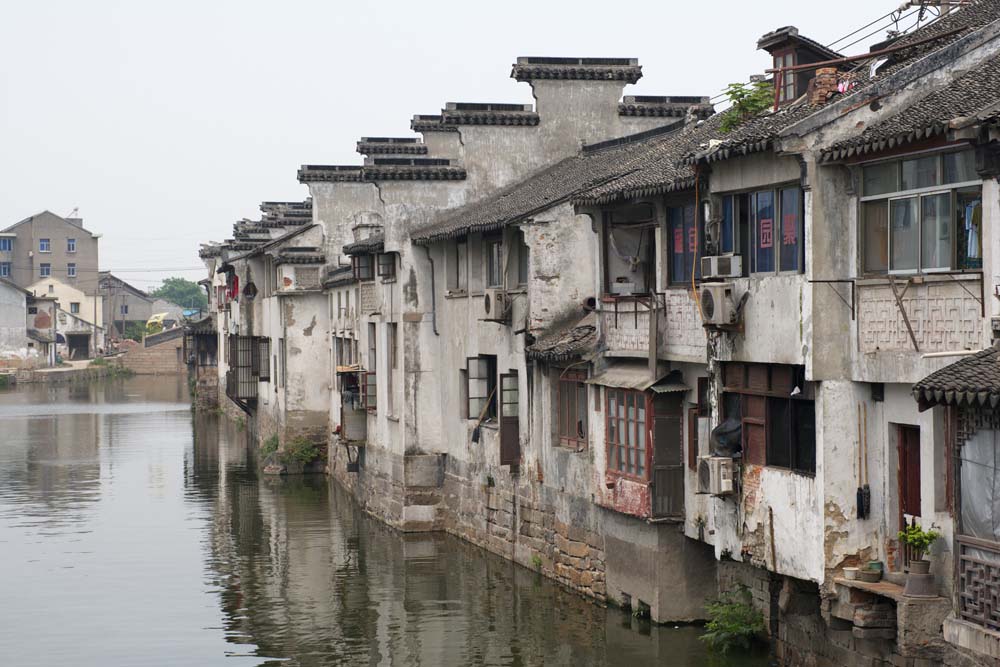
<box><xmin>821</xmin><ymin>123</ymin><xmax>949</xmax><ymax>163</ymax></box>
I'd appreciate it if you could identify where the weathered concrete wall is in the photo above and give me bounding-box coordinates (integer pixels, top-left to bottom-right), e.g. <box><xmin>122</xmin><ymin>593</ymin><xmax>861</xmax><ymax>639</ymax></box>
<box><xmin>4</xmin><ymin>211</ymin><xmax>100</xmax><ymax>295</ymax></box>
<box><xmin>0</xmin><ymin>281</ymin><xmax>28</xmax><ymax>361</ymax></box>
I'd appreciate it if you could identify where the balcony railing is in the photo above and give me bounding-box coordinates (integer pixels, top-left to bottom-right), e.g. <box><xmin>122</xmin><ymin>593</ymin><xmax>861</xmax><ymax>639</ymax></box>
<box><xmin>957</xmin><ymin>534</ymin><xmax>1000</xmax><ymax>632</ymax></box>
<box><xmin>599</xmin><ymin>294</ymin><xmax>664</xmax><ymax>358</ymax></box>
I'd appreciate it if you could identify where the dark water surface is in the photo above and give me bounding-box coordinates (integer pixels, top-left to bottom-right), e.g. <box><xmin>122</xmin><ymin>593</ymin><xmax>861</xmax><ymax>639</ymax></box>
<box><xmin>0</xmin><ymin>377</ymin><xmax>769</xmax><ymax>666</ymax></box>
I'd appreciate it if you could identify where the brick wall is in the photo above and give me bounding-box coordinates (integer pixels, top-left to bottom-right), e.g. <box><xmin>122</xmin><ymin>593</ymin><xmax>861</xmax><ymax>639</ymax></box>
<box><xmin>120</xmin><ymin>338</ymin><xmax>185</xmax><ymax>375</ymax></box>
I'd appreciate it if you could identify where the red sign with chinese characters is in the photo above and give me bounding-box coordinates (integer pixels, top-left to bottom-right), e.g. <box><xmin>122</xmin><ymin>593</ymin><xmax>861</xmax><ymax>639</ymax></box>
<box><xmin>673</xmin><ymin>228</ymin><xmax>683</xmax><ymax>254</ymax></box>
<box><xmin>782</xmin><ymin>214</ymin><xmax>797</xmax><ymax>245</ymax></box>
<box><xmin>759</xmin><ymin>219</ymin><xmax>773</xmax><ymax>249</ymax></box>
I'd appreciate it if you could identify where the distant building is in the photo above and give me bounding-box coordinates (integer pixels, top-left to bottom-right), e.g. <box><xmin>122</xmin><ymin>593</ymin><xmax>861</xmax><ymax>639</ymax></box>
<box><xmin>27</xmin><ymin>276</ymin><xmax>103</xmax><ymax>356</ymax></box>
<box><xmin>98</xmin><ymin>272</ymin><xmax>154</xmax><ymax>337</ymax></box>
<box><xmin>0</xmin><ymin>278</ymin><xmax>55</xmax><ymax>367</ymax></box>
<box><xmin>0</xmin><ymin>210</ymin><xmax>101</xmax><ymax>295</ymax></box>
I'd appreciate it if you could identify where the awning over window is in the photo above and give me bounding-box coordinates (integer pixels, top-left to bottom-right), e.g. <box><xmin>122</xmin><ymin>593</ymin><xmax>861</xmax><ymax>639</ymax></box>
<box><xmin>585</xmin><ymin>363</ymin><xmax>669</xmax><ymax>391</ymax></box>
<box><xmin>336</xmin><ymin>364</ymin><xmax>362</xmax><ymax>374</ymax></box>
<box><xmin>649</xmin><ymin>379</ymin><xmax>690</xmax><ymax>394</ymax></box>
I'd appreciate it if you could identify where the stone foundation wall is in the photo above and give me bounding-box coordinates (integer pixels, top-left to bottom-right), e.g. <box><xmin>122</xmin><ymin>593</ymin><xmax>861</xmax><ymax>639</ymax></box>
<box><xmin>191</xmin><ymin>368</ymin><xmax>218</xmax><ymax>410</ymax></box>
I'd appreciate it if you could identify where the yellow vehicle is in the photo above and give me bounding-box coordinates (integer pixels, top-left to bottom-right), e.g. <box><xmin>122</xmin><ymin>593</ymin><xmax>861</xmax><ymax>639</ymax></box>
<box><xmin>146</xmin><ymin>313</ymin><xmax>168</xmax><ymax>335</ymax></box>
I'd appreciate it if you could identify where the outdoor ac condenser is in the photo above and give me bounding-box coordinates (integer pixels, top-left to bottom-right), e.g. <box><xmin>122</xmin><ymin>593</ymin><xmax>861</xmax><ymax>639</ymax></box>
<box><xmin>697</xmin><ymin>455</ymin><xmax>734</xmax><ymax>496</ymax></box>
<box><xmin>482</xmin><ymin>288</ymin><xmax>511</xmax><ymax>323</ymax></box>
<box><xmin>701</xmin><ymin>254</ymin><xmax>743</xmax><ymax>279</ymax></box>
<box><xmin>699</xmin><ymin>282</ymin><xmax>737</xmax><ymax>327</ymax></box>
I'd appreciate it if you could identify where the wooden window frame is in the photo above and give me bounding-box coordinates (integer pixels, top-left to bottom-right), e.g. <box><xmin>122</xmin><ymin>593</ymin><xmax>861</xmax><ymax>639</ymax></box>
<box><xmin>666</xmin><ymin>203</ymin><xmax>700</xmax><ymax>286</ymax></box>
<box><xmin>352</xmin><ymin>254</ymin><xmax>374</xmax><ymax>281</ymax></box>
<box><xmin>377</xmin><ymin>253</ymin><xmax>396</xmax><ymax>280</ymax></box>
<box><xmin>484</xmin><ymin>235</ymin><xmax>503</xmax><ymax>289</ymax></box>
<box><xmin>466</xmin><ymin>355</ymin><xmax>497</xmax><ymax>421</ymax></box>
<box><xmin>721</xmin><ymin>362</ymin><xmax>816</xmax><ymax>475</ymax></box>
<box><xmin>605</xmin><ymin>388</ymin><xmax>649</xmax><ymax>481</ymax></box>
<box><xmin>556</xmin><ymin>369</ymin><xmax>589</xmax><ymax>450</ymax></box>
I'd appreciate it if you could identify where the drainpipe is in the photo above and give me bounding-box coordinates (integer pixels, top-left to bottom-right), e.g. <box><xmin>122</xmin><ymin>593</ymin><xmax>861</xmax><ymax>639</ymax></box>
<box><xmin>420</xmin><ymin>245</ymin><xmax>439</xmax><ymax>336</ymax></box>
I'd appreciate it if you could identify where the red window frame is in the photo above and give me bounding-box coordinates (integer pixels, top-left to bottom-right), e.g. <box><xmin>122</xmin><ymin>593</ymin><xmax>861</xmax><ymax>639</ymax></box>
<box><xmin>605</xmin><ymin>388</ymin><xmax>649</xmax><ymax>480</ymax></box>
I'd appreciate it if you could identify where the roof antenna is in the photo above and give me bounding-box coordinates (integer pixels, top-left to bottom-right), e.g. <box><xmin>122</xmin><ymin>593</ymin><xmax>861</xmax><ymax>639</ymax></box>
<box><xmin>66</xmin><ymin>207</ymin><xmax>79</xmax><ymax>218</ymax></box>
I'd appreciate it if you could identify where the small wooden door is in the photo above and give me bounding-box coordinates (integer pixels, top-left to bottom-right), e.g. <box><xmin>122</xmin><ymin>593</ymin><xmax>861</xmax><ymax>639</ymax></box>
<box><xmin>499</xmin><ymin>372</ymin><xmax>520</xmax><ymax>466</ymax></box>
<box><xmin>898</xmin><ymin>424</ymin><xmax>921</xmax><ymax>568</ymax></box>
<box><xmin>651</xmin><ymin>393</ymin><xmax>684</xmax><ymax>518</ymax></box>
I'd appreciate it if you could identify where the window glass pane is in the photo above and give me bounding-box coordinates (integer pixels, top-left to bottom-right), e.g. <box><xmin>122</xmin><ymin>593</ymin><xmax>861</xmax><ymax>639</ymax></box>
<box><xmin>517</xmin><ymin>233</ymin><xmax>529</xmax><ymax>285</ymax></box>
<box><xmin>779</xmin><ymin>188</ymin><xmax>801</xmax><ymax>272</ymax></box>
<box><xmin>943</xmin><ymin>150</ymin><xmax>976</xmax><ymax>184</ymax></box>
<box><xmin>862</xmin><ymin>201</ymin><xmax>889</xmax><ymax>274</ymax></box>
<box><xmin>920</xmin><ymin>193</ymin><xmax>951</xmax><ymax>270</ymax></box>
<box><xmin>683</xmin><ymin>205</ymin><xmax>700</xmax><ymax>281</ymax></box>
<box><xmin>889</xmin><ymin>197</ymin><xmax>919</xmax><ymax>271</ymax></box>
<box><xmin>576</xmin><ymin>386</ymin><xmax>588</xmax><ymax>439</ymax></box>
<box><xmin>721</xmin><ymin>196</ymin><xmax>735</xmax><ymax>254</ymax></box>
<box><xmin>901</xmin><ymin>155</ymin><xmax>939</xmax><ymax>191</ymax></box>
<box><xmin>669</xmin><ymin>207</ymin><xmax>686</xmax><ymax>283</ymax></box>
<box><xmin>793</xmin><ymin>401</ymin><xmax>816</xmax><ymax>474</ymax></box>
<box><xmin>457</xmin><ymin>240</ymin><xmax>468</xmax><ymax>289</ymax></box>
<box><xmin>754</xmin><ymin>191</ymin><xmax>775</xmax><ymax>273</ymax></box>
<box><xmin>767</xmin><ymin>398</ymin><xmax>791</xmax><ymax>468</ymax></box>
<box><xmin>957</xmin><ymin>188</ymin><xmax>983</xmax><ymax>269</ymax></box>
<box><xmin>863</xmin><ymin>162</ymin><xmax>897</xmax><ymax>196</ymax></box>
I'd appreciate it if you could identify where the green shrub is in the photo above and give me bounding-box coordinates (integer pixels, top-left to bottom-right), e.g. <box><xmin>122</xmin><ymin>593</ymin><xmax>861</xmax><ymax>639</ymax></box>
<box><xmin>701</xmin><ymin>585</ymin><xmax>765</xmax><ymax>653</ymax></box>
<box><xmin>899</xmin><ymin>524</ymin><xmax>941</xmax><ymax>560</ymax></box>
<box><xmin>261</xmin><ymin>435</ymin><xmax>279</xmax><ymax>458</ymax></box>
<box><xmin>719</xmin><ymin>81</ymin><xmax>774</xmax><ymax>133</ymax></box>
<box><xmin>90</xmin><ymin>357</ymin><xmax>108</xmax><ymax>367</ymax></box>
<box><xmin>280</xmin><ymin>437</ymin><xmax>321</xmax><ymax>465</ymax></box>
<box><xmin>530</xmin><ymin>554</ymin><xmax>543</xmax><ymax>571</ymax></box>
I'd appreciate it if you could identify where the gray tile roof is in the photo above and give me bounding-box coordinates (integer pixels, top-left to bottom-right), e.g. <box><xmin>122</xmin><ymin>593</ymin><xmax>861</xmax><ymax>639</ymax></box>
<box><xmin>912</xmin><ymin>346</ymin><xmax>1000</xmax><ymax>408</ymax></box>
<box><xmin>526</xmin><ymin>312</ymin><xmax>597</xmax><ymax>362</ymax></box>
<box><xmin>822</xmin><ymin>52</ymin><xmax>1000</xmax><ymax>161</ymax></box>
<box><xmin>343</xmin><ymin>235</ymin><xmax>385</xmax><ymax>255</ymax></box>
<box><xmin>409</xmin><ymin>120</ymin><xmax>695</xmax><ymax>244</ymax></box>
<box><xmin>694</xmin><ymin>0</ymin><xmax>1000</xmax><ymax>165</ymax></box>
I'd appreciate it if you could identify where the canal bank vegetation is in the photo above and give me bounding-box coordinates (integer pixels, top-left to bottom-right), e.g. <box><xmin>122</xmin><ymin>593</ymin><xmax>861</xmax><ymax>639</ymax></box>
<box><xmin>700</xmin><ymin>586</ymin><xmax>765</xmax><ymax>654</ymax></box>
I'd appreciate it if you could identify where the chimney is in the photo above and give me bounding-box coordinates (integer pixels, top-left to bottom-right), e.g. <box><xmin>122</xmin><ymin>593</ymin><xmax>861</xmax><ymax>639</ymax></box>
<box><xmin>808</xmin><ymin>67</ymin><xmax>839</xmax><ymax>105</ymax></box>
<box><xmin>66</xmin><ymin>217</ymin><xmax>84</xmax><ymax>228</ymax></box>
<box><xmin>511</xmin><ymin>56</ymin><xmax>641</xmax><ymax>120</ymax></box>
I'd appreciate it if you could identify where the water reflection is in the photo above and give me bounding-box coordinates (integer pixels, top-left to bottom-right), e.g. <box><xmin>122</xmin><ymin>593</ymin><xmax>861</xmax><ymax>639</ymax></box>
<box><xmin>0</xmin><ymin>377</ymin><xmax>768</xmax><ymax>666</ymax></box>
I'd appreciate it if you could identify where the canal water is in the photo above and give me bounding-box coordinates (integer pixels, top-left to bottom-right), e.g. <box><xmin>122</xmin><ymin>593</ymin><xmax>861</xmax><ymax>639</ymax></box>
<box><xmin>0</xmin><ymin>377</ymin><xmax>769</xmax><ymax>666</ymax></box>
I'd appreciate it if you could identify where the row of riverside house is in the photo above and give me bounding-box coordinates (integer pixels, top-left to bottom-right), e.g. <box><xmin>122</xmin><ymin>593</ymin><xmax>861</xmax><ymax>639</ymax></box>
<box><xmin>196</xmin><ymin>3</ymin><xmax>1000</xmax><ymax>664</ymax></box>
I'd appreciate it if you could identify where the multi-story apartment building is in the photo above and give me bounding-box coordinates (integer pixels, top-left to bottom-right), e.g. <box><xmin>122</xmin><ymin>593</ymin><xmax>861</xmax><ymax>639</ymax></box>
<box><xmin>197</xmin><ymin>3</ymin><xmax>1000</xmax><ymax>664</ymax></box>
<box><xmin>1</xmin><ymin>210</ymin><xmax>101</xmax><ymax>295</ymax></box>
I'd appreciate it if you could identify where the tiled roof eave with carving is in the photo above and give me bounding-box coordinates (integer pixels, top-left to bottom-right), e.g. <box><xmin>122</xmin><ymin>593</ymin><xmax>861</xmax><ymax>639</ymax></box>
<box><xmin>912</xmin><ymin>346</ymin><xmax>1000</xmax><ymax>409</ymax></box>
<box><xmin>821</xmin><ymin>53</ymin><xmax>1000</xmax><ymax>163</ymax></box>
<box><xmin>511</xmin><ymin>65</ymin><xmax>642</xmax><ymax>84</ymax></box>
<box><xmin>618</xmin><ymin>105</ymin><xmax>714</xmax><ymax>118</ymax></box>
<box><xmin>357</xmin><ymin>142</ymin><xmax>429</xmax><ymax>155</ymax></box>
<box><xmin>298</xmin><ymin>165</ymin><xmax>466</xmax><ymax>182</ymax></box>
<box><xmin>343</xmin><ymin>234</ymin><xmax>385</xmax><ymax>256</ymax></box>
<box><xmin>441</xmin><ymin>112</ymin><xmax>540</xmax><ymax>126</ymax></box>
<box><xmin>275</xmin><ymin>252</ymin><xmax>326</xmax><ymax>265</ymax></box>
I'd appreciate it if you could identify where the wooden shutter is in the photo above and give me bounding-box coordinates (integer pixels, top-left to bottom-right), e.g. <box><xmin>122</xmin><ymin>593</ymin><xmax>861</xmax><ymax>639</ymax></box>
<box><xmin>688</xmin><ymin>407</ymin><xmax>699</xmax><ymax>471</ymax></box>
<box><xmin>743</xmin><ymin>394</ymin><xmax>766</xmax><ymax>465</ymax></box>
<box><xmin>652</xmin><ymin>393</ymin><xmax>684</xmax><ymax>518</ymax></box>
<box><xmin>499</xmin><ymin>372</ymin><xmax>520</xmax><ymax>466</ymax></box>
<box><xmin>899</xmin><ymin>425</ymin><xmax>921</xmax><ymax>517</ymax></box>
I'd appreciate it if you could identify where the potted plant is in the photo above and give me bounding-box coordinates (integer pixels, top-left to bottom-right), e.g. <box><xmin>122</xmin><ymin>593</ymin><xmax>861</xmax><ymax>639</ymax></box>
<box><xmin>898</xmin><ymin>524</ymin><xmax>941</xmax><ymax>574</ymax></box>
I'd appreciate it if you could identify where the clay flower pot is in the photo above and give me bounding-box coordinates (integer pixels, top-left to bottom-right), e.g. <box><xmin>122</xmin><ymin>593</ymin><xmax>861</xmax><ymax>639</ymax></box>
<box><xmin>909</xmin><ymin>559</ymin><xmax>930</xmax><ymax>575</ymax></box>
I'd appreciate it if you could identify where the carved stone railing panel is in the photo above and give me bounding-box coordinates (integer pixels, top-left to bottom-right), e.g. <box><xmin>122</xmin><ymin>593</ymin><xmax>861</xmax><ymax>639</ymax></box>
<box><xmin>857</xmin><ymin>277</ymin><xmax>982</xmax><ymax>354</ymax></box>
<box><xmin>360</xmin><ymin>282</ymin><xmax>379</xmax><ymax>315</ymax></box>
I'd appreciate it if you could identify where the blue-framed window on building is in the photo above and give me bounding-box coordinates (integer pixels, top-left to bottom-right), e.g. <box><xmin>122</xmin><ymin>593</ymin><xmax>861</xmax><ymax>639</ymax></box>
<box><xmin>0</xmin><ymin>238</ymin><xmax>12</xmax><ymax>252</ymax></box>
<box><xmin>67</xmin><ymin>238</ymin><xmax>76</xmax><ymax>253</ymax></box>
<box><xmin>67</xmin><ymin>263</ymin><xmax>77</xmax><ymax>278</ymax></box>
<box><xmin>39</xmin><ymin>238</ymin><xmax>50</xmax><ymax>253</ymax></box>
<box><xmin>750</xmin><ymin>186</ymin><xmax>803</xmax><ymax>274</ymax></box>
<box><xmin>667</xmin><ymin>204</ymin><xmax>700</xmax><ymax>285</ymax></box>
<box><xmin>40</xmin><ymin>263</ymin><xmax>51</xmax><ymax>277</ymax></box>
<box><xmin>0</xmin><ymin>262</ymin><xmax>10</xmax><ymax>277</ymax></box>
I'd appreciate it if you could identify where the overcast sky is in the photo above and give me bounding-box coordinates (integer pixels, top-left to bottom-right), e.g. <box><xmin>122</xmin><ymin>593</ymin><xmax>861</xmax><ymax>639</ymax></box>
<box><xmin>0</xmin><ymin>0</ymin><xmax>931</xmax><ymax>288</ymax></box>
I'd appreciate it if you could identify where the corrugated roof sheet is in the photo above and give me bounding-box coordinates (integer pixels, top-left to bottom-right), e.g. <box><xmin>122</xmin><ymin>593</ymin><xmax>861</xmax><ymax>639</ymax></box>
<box><xmin>585</xmin><ymin>363</ymin><xmax>666</xmax><ymax>391</ymax></box>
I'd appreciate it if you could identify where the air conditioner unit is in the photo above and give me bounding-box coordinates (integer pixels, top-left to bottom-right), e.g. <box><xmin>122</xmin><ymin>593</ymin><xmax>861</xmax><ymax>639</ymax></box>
<box><xmin>699</xmin><ymin>283</ymin><xmax>737</xmax><ymax>326</ymax></box>
<box><xmin>697</xmin><ymin>455</ymin><xmax>734</xmax><ymax>496</ymax></box>
<box><xmin>701</xmin><ymin>255</ymin><xmax>743</xmax><ymax>280</ymax></box>
<box><xmin>482</xmin><ymin>288</ymin><xmax>511</xmax><ymax>323</ymax></box>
